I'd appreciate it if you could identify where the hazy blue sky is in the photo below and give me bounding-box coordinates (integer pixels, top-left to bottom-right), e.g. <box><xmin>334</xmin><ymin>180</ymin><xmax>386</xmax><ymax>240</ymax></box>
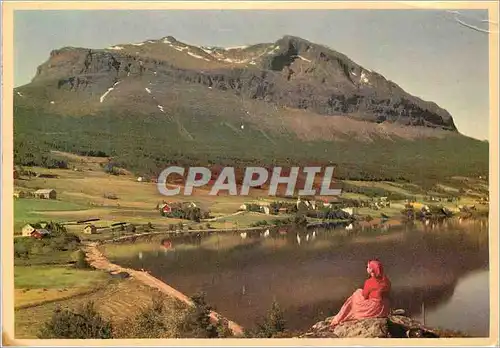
<box><xmin>14</xmin><ymin>9</ymin><xmax>491</xmax><ymax>140</ymax></box>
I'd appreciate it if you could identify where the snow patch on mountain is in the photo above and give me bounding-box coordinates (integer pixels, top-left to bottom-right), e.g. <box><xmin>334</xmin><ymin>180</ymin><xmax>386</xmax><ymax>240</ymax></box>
<box><xmin>188</xmin><ymin>52</ymin><xmax>210</xmax><ymax>61</ymax></box>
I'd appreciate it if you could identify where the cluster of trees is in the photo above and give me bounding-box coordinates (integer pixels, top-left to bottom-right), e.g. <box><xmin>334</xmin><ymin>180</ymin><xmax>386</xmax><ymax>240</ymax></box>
<box><xmin>161</xmin><ymin>206</ymin><xmax>210</xmax><ymax>222</ymax></box>
<box><xmin>306</xmin><ymin>208</ymin><xmax>352</xmax><ymax>221</ymax></box>
<box><xmin>245</xmin><ymin>203</ymin><xmax>267</xmax><ymax>213</ymax></box>
<box><xmin>269</xmin><ymin>201</ymin><xmax>297</xmax><ymax>214</ymax></box>
<box><xmin>38</xmin><ymin>293</ymin><xmax>289</xmax><ymax>339</ymax></box>
<box><xmin>250</xmin><ymin>213</ymin><xmax>309</xmax><ymax>228</ymax></box>
<box><xmin>251</xmin><ymin>219</ymin><xmax>286</xmax><ymax>227</ymax></box>
<box><xmin>400</xmin><ymin>204</ymin><xmax>454</xmax><ymax>221</ymax></box>
<box><xmin>14</xmin><ymin>143</ymin><xmax>69</xmax><ymax>169</ymax></box>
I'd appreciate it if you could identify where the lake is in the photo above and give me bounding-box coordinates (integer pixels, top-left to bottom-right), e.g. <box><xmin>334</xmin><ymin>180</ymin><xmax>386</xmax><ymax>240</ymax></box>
<box><xmin>109</xmin><ymin>218</ymin><xmax>490</xmax><ymax>337</ymax></box>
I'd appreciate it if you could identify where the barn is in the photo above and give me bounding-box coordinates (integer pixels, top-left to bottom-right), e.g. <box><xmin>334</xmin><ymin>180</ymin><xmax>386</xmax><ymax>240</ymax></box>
<box><xmin>161</xmin><ymin>204</ymin><xmax>172</xmax><ymax>213</ymax></box>
<box><xmin>34</xmin><ymin>189</ymin><xmax>57</xmax><ymax>200</ymax></box>
<box><xmin>31</xmin><ymin>229</ymin><xmax>51</xmax><ymax>239</ymax></box>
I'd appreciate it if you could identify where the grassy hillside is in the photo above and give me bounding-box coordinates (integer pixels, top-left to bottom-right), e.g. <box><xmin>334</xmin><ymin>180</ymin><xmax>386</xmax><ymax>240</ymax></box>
<box><xmin>14</xmin><ymin>101</ymin><xmax>488</xmax><ymax>186</ymax></box>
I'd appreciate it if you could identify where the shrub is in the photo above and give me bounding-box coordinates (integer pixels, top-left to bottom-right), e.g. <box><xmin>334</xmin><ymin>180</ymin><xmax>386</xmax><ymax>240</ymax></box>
<box><xmin>293</xmin><ymin>213</ymin><xmax>308</xmax><ymax>226</ymax></box>
<box><xmin>115</xmin><ymin>294</ymin><xmax>180</xmax><ymax>338</ymax></box>
<box><xmin>176</xmin><ymin>292</ymin><xmax>233</xmax><ymax>338</ymax></box>
<box><xmin>74</xmin><ymin>250</ymin><xmax>91</xmax><ymax>269</ymax></box>
<box><xmin>38</xmin><ymin>301</ymin><xmax>113</xmax><ymax>339</ymax></box>
<box><xmin>104</xmin><ymin>193</ymin><xmax>119</xmax><ymax>200</ymax></box>
<box><xmin>250</xmin><ymin>300</ymin><xmax>286</xmax><ymax>338</ymax></box>
<box><xmin>114</xmin><ymin>293</ymin><xmax>232</xmax><ymax>339</ymax></box>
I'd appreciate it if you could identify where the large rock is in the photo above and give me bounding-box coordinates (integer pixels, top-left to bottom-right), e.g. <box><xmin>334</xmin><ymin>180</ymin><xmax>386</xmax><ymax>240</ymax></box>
<box><xmin>301</xmin><ymin>312</ymin><xmax>441</xmax><ymax>338</ymax></box>
<box><xmin>302</xmin><ymin>317</ymin><xmax>387</xmax><ymax>338</ymax></box>
<box><xmin>333</xmin><ymin>318</ymin><xmax>389</xmax><ymax>338</ymax></box>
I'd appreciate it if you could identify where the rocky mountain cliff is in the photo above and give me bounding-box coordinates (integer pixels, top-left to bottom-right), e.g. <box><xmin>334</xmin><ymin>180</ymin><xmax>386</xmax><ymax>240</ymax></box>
<box><xmin>25</xmin><ymin>35</ymin><xmax>456</xmax><ymax>131</ymax></box>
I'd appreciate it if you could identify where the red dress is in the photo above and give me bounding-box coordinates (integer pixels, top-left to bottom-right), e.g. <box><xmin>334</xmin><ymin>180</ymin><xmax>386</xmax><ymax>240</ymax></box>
<box><xmin>330</xmin><ymin>263</ymin><xmax>391</xmax><ymax>327</ymax></box>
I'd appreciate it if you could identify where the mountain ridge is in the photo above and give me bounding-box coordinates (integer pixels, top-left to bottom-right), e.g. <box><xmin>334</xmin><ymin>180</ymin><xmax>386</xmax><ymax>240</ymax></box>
<box><xmin>22</xmin><ymin>35</ymin><xmax>456</xmax><ymax>132</ymax></box>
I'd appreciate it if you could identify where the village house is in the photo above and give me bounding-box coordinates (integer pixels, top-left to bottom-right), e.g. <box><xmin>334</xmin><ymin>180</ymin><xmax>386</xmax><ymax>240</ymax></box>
<box><xmin>160</xmin><ymin>203</ymin><xmax>173</xmax><ymax>214</ymax></box>
<box><xmin>14</xmin><ymin>190</ymin><xmax>28</xmax><ymax>199</ymax></box>
<box><xmin>278</xmin><ymin>207</ymin><xmax>288</xmax><ymax>214</ymax></box>
<box><xmin>34</xmin><ymin>189</ymin><xmax>57</xmax><ymax>200</ymax></box>
<box><xmin>21</xmin><ymin>224</ymin><xmax>37</xmax><ymax>237</ymax></box>
<box><xmin>83</xmin><ymin>224</ymin><xmax>98</xmax><ymax>234</ymax></box>
<box><xmin>31</xmin><ymin>229</ymin><xmax>51</xmax><ymax>239</ymax></box>
<box><xmin>341</xmin><ymin>207</ymin><xmax>355</xmax><ymax>216</ymax></box>
<box><xmin>296</xmin><ymin>197</ymin><xmax>317</xmax><ymax>210</ymax></box>
<box><xmin>22</xmin><ymin>223</ymin><xmax>51</xmax><ymax>238</ymax></box>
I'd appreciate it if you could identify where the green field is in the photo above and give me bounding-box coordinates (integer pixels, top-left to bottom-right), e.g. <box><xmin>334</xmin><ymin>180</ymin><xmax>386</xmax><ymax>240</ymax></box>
<box><xmin>14</xmin><ymin>198</ymin><xmax>87</xmax><ymax>233</ymax></box>
<box><xmin>15</xmin><ymin>265</ymin><xmax>109</xmax><ymax>289</ymax></box>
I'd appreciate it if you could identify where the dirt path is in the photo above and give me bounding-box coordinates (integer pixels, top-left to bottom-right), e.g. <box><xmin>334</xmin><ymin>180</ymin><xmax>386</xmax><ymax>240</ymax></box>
<box><xmin>84</xmin><ymin>242</ymin><xmax>244</xmax><ymax>336</ymax></box>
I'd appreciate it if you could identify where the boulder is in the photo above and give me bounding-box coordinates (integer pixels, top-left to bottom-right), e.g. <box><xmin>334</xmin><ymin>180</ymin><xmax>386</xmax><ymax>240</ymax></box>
<box><xmin>301</xmin><ymin>317</ymin><xmax>387</xmax><ymax>338</ymax></box>
<box><xmin>301</xmin><ymin>312</ymin><xmax>441</xmax><ymax>338</ymax></box>
<box><xmin>334</xmin><ymin>318</ymin><xmax>389</xmax><ymax>338</ymax></box>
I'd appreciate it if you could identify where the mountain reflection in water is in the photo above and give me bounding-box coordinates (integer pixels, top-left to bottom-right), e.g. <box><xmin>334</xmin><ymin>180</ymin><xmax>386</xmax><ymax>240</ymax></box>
<box><xmin>111</xmin><ymin>218</ymin><xmax>489</xmax><ymax>337</ymax></box>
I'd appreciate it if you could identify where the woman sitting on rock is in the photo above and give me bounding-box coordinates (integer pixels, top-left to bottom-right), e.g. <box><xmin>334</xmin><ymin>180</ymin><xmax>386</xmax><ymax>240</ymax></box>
<box><xmin>330</xmin><ymin>259</ymin><xmax>391</xmax><ymax>328</ymax></box>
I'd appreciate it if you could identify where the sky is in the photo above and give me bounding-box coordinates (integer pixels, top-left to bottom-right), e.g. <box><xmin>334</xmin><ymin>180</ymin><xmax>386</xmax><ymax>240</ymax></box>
<box><xmin>14</xmin><ymin>9</ymin><xmax>491</xmax><ymax>140</ymax></box>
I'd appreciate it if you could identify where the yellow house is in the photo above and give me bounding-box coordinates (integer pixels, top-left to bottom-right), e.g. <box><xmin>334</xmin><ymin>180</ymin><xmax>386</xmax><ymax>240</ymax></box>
<box><xmin>83</xmin><ymin>224</ymin><xmax>98</xmax><ymax>234</ymax></box>
<box><xmin>21</xmin><ymin>224</ymin><xmax>36</xmax><ymax>237</ymax></box>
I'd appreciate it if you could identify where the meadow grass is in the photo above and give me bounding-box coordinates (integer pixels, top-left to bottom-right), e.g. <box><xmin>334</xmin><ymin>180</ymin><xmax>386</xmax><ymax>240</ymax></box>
<box><xmin>13</xmin><ymin>250</ymin><xmax>77</xmax><ymax>266</ymax></box>
<box><xmin>14</xmin><ymin>265</ymin><xmax>109</xmax><ymax>289</ymax></box>
<box><xmin>14</xmin><ymin>198</ymin><xmax>87</xmax><ymax>232</ymax></box>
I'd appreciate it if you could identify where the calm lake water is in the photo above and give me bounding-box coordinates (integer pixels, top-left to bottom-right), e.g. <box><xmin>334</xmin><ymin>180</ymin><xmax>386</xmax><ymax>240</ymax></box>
<box><xmin>111</xmin><ymin>218</ymin><xmax>490</xmax><ymax>337</ymax></box>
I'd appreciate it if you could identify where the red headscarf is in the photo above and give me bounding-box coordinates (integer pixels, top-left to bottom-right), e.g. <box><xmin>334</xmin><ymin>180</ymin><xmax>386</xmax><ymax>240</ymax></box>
<box><xmin>368</xmin><ymin>259</ymin><xmax>385</xmax><ymax>278</ymax></box>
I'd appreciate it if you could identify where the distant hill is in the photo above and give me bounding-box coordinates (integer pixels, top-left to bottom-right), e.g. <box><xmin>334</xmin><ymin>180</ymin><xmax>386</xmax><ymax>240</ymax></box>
<box><xmin>13</xmin><ymin>35</ymin><xmax>488</xmax><ymax>184</ymax></box>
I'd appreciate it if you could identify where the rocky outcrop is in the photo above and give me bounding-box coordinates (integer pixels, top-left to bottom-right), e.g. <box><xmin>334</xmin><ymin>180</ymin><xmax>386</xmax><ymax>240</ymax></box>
<box><xmin>301</xmin><ymin>312</ymin><xmax>441</xmax><ymax>338</ymax></box>
<box><xmin>27</xmin><ymin>35</ymin><xmax>457</xmax><ymax>131</ymax></box>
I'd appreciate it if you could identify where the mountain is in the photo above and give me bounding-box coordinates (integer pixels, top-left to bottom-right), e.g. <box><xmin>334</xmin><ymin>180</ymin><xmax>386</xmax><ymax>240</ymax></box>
<box><xmin>22</xmin><ymin>35</ymin><xmax>456</xmax><ymax>130</ymax></box>
<box><xmin>13</xmin><ymin>35</ymin><xmax>487</xmax><ymax>183</ymax></box>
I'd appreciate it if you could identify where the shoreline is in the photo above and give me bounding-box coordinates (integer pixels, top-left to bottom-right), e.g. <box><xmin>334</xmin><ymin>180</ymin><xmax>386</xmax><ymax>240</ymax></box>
<box><xmin>83</xmin><ymin>241</ymin><xmax>245</xmax><ymax>336</ymax></box>
<box><xmin>94</xmin><ymin>219</ymin><xmax>355</xmax><ymax>244</ymax></box>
